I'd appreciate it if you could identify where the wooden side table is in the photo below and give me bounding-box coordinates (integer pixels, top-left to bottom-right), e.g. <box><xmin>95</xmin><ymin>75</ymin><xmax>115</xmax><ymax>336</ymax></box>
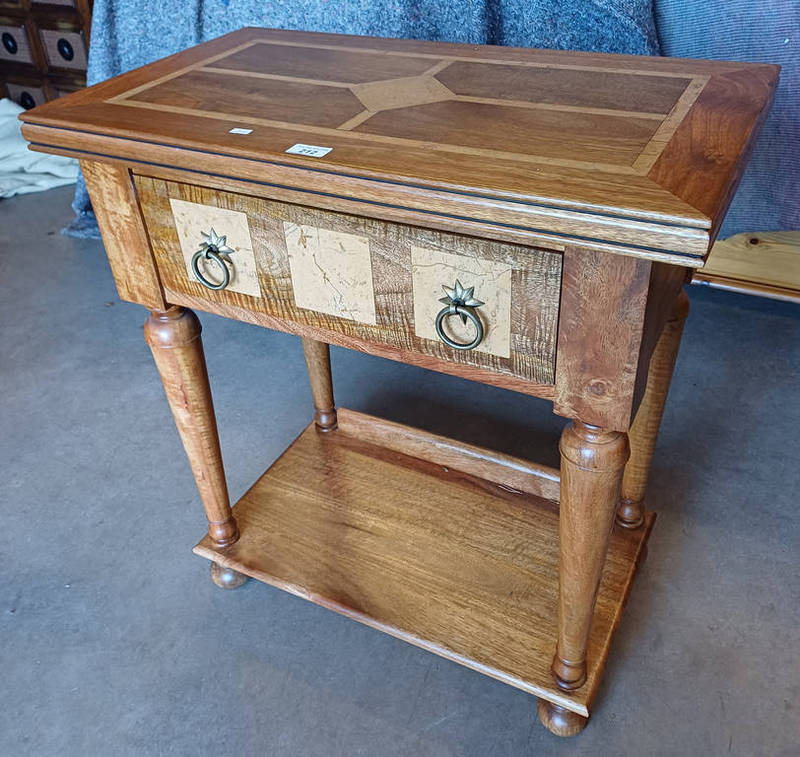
<box><xmin>20</xmin><ymin>29</ymin><xmax>777</xmax><ymax>737</ymax></box>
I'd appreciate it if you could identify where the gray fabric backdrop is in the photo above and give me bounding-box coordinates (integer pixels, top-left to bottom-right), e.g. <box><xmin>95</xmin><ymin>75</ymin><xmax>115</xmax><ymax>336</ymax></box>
<box><xmin>655</xmin><ymin>0</ymin><xmax>799</xmax><ymax>237</ymax></box>
<box><xmin>66</xmin><ymin>1</ymin><xmax>797</xmax><ymax>239</ymax></box>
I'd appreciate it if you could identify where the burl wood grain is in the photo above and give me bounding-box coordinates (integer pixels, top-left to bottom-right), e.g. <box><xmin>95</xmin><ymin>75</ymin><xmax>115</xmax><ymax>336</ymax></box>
<box><xmin>156</xmin><ymin>288</ymin><xmax>558</xmax><ymax>401</ymax></box>
<box><xmin>193</xmin><ymin>414</ymin><xmax>653</xmax><ymax>717</ymax></box>
<box><xmin>81</xmin><ymin>160</ymin><xmax>166</xmax><ymax>310</ymax></box>
<box><xmin>135</xmin><ymin>175</ymin><xmax>562</xmax><ymax>385</ymax></box>
<box><xmin>554</xmin><ymin>247</ymin><xmax>652</xmax><ymax>432</ymax></box>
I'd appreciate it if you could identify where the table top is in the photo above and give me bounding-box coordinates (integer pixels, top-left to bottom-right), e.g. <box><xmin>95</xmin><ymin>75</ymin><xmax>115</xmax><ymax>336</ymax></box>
<box><xmin>21</xmin><ymin>28</ymin><xmax>778</xmax><ymax>265</ymax></box>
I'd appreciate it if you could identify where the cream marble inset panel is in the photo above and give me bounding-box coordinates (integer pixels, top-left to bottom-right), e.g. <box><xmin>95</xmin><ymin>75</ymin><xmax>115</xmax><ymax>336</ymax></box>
<box><xmin>412</xmin><ymin>246</ymin><xmax>512</xmax><ymax>359</ymax></box>
<box><xmin>169</xmin><ymin>199</ymin><xmax>261</xmax><ymax>298</ymax></box>
<box><xmin>284</xmin><ymin>222</ymin><xmax>377</xmax><ymax>325</ymax></box>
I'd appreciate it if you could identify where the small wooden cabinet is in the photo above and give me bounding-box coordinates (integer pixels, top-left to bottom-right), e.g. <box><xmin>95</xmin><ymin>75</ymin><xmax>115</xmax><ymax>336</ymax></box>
<box><xmin>0</xmin><ymin>0</ymin><xmax>91</xmax><ymax>109</ymax></box>
<box><xmin>20</xmin><ymin>28</ymin><xmax>777</xmax><ymax>738</ymax></box>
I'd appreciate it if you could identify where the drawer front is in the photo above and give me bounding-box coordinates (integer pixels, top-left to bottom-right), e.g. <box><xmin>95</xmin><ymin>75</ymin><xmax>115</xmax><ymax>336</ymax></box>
<box><xmin>6</xmin><ymin>81</ymin><xmax>46</xmax><ymax>108</ymax></box>
<box><xmin>0</xmin><ymin>24</ymin><xmax>33</xmax><ymax>64</ymax></box>
<box><xmin>39</xmin><ymin>27</ymin><xmax>87</xmax><ymax>71</ymax></box>
<box><xmin>135</xmin><ymin>176</ymin><xmax>562</xmax><ymax>385</ymax></box>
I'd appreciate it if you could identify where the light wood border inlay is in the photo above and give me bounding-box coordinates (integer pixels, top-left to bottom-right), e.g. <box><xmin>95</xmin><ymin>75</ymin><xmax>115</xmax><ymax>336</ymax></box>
<box><xmin>337</xmin><ymin>109</ymin><xmax>375</xmax><ymax>131</ymax></box>
<box><xmin>200</xmin><ymin>66</ymin><xmax>355</xmax><ymax>88</ymax></box>
<box><xmin>108</xmin><ymin>37</ymin><xmax>705</xmax><ymax>176</ymax></box>
<box><xmin>631</xmin><ymin>76</ymin><xmax>710</xmax><ymax>172</ymax></box>
<box><xmin>105</xmin><ymin>39</ymin><xmax>262</xmax><ymax>104</ymax></box>
<box><xmin>217</xmin><ymin>38</ymin><xmax>703</xmax><ymax>78</ymax></box>
<box><xmin>110</xmin><ymin>99</ymin><xmax>641</xmax><ymax>174</ymax></box>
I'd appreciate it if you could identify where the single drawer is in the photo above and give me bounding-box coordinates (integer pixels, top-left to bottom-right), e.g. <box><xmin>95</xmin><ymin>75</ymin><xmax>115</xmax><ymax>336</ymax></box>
<box><xmin>6</xmin><ymin>81</ymin><xmax>47</xmax><ymax>109</ymax></box>
<box><xmin>0</xmin><ymin>23</ymin><xmax>34</xmax><ymax>65</ymax></box>
<box><xmin>39</xmin><ymin>26</ymin><xmax>87</xmax><ymax>71</ymax></box>
<box><xmin>135</xmin><ymin>176</ymin><xmax>562</xmax><ymax>385</ymax></box>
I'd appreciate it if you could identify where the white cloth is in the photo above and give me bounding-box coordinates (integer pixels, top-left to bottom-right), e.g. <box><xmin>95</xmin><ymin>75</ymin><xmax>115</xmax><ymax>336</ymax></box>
<box><xmin>0</xmin><ymin>98</ymin><xmax>79</xmax><ymax>198</ymax></box>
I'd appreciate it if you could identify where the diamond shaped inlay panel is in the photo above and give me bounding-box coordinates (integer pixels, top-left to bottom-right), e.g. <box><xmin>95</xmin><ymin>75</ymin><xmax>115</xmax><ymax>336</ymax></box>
<box><xmin>351</xmin><ymin>75</ymin><xmax>454</xmax><ymax>113</ymax></box>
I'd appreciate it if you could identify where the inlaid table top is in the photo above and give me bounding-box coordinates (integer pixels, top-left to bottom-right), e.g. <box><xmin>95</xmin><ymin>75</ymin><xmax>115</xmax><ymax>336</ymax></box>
<box><xmin>20</xmin><ymin>27</ymin><xmax>777</xmax><ymax>264</ymax></box>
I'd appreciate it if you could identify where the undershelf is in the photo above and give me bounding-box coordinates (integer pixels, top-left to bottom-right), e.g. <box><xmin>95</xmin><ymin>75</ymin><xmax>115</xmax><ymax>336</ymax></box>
<box><xmin>194</xmin><ymin>408</ymin><xmax>653</xmax><ymax>716</ymax></box>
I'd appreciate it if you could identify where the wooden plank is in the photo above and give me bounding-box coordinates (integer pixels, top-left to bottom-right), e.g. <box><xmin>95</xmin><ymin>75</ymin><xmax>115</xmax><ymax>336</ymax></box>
<box><xmin>80</xmin><ymin>160</ymin><xmax>166</xmax><ymax>310</ymax></box>
<box><xmin>336</xmin><ymin>408</ymin><xmax>561</xmax><ymax>501</ymax></box>
<box><xmin>693</xmin><ymin>231</ymin><xmax>800</xmax><ymax>303</ymax></box>
<box><xmin>193</xmin><ymin>417</ymin><xmax>653</xmax><ymax>716</ymax></box>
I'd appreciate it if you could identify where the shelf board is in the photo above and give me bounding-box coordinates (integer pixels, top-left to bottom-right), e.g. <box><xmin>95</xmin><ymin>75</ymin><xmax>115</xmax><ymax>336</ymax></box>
<box><xmin>694</xmin><ymin>231</ymin><xmax>800</xmax><ymax>303</ymax></box>
<box><xmin>194</xmin><ymin>410</ymin><xmax>653</xmax><ymax>716</ymax></box>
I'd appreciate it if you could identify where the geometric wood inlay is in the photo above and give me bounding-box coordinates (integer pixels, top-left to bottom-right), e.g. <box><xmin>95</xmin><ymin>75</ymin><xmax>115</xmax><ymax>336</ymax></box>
<box><xmin>114</xmin><ymin>38</ymin><xmax>707</xmax><ymax>174</ymax></box>
<box><xmin>21</xmin><ymin>28</ymin><xmax>779</xmax><ymax>266</ymax></box>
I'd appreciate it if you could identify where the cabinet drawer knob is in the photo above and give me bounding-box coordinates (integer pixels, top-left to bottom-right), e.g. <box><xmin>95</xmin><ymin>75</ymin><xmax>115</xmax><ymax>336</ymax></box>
<box><xmin>2</xmin><ymin>31</ymin><xmax>17</xmax><ymax>55</ymax></box>
<box><xmin>191</xmin><ymin>228</ymin><xmax>234</xmax><ymax>290</ymax></box>
<box><xmin>435</xmin><ymin>279</ymin><xmax>485</xmax><ymax>351</ymax></box>
<box><xmin>56</xmin><ymin>37</ymin><xmax>75</xmax><ymax>61</ymax></box>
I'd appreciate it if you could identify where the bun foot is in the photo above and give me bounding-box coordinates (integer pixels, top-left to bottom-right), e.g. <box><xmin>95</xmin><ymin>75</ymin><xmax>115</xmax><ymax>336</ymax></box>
<box><xmin>537</xmin><ymin>699</ymin><xmax>588</xmax><ymax>737</ymax></box>
<box><xmin>209</xmin><ymin>561</ymin><xmax>249</xmax><ymax>589</ymax></box>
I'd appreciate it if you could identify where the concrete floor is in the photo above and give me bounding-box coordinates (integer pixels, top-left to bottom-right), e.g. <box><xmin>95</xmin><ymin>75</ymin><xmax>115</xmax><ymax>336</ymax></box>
<box><xmin>1</xmin><ymin>185</ymin><xmax>798</xmax><ymax>757</ymax></box>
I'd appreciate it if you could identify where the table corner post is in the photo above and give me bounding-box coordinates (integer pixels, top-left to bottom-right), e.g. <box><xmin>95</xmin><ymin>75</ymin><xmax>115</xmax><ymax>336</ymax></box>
<box><xmin>301</xmin><ymin>337</ymin><xmax>338</xmax><ymax>431</ymax></box>
<box><xmin>617</xmin><ymin>287</ymin><xmax>690</xmax><ymax>529</ymax></box>
<box><xmin>144</xmin><ymin>305</ymin><xmax>240</xmax><ymax>550</ymax></box>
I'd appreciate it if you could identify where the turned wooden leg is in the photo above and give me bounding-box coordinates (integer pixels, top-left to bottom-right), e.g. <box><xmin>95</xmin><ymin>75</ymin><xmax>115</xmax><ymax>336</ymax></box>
<box><xmin>301</xmin><ymin>337</ymin><xmax>337</xmax><ymax>431</ymax></box>
<box><xmin>552</xmin><ymin>421</ymin><xmax>629</xmax><ymax>690</ymax></box>
<box><xmin>537</xmin><ymin>699</ymin><xmax>588</xmax><ymax>737</ymax></box>
<box><xmin>209</xmin><ymin>561</ymin><xmax>249</xmax><ymax>589</ymax></box>
<box><xmin>144</xmin><ymin>306</ymin><xmax>239</xmax><ymax>549</ymax></box>
<box><xmin>617</xmin><ymin>289</ymin><xmax>690</xmax><ymax>529</ymax></box>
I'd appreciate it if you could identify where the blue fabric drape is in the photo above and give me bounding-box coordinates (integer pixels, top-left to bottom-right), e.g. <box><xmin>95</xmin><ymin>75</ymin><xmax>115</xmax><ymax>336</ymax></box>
<box><xmin>655</xmin><ymin>0</ymin><xmax>799</xmax><ymax>237</ymax></box>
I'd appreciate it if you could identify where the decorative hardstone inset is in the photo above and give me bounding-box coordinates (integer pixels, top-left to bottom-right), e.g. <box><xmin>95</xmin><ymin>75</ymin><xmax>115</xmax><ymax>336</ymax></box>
<box><xmin>284</xmin><ymin>222</ymin><xmax>377</xmax><ymax>325</ymax></box>
<box><xmin>170</xmin><ymin>198</ymin><xmax>262</xmax><ymax>298</ymax></box>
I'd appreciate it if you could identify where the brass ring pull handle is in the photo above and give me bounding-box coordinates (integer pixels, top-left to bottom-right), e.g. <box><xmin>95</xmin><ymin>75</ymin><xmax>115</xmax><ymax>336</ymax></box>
<box><xmin>434</xmin><ymin>280</ymin><xmax>485</xmax><ymax>351</ymax></box>
<box><xmin>191</xmin><ymin>228</ymin><xmax>234</xmax><ymax>291</ymax></box>
<box><xmin>191</xmin><ymin>249</ymin><xmax>230</xmax><ymax>290</ymax></box>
